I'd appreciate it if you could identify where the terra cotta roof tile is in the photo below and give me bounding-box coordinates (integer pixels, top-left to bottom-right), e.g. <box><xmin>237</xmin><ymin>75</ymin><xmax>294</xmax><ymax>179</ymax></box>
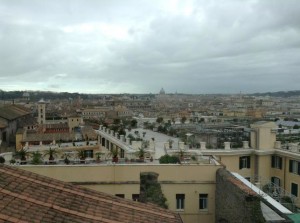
<box><xmin>0</xmin><ymin>164</ymin><xmax>182</xmax><ymax>223</ymax></box>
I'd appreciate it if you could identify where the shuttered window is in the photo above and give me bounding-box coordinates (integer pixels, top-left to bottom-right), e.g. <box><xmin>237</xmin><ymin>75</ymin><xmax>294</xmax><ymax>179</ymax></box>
<box><xmin>239</xmin><ymin>156</ymin><xmax>251</xmax><ymax>169</ymax></box>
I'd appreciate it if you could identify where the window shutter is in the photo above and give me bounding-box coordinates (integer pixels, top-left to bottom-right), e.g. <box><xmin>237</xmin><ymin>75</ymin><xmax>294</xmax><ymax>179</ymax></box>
<box><xmin>271</xmin><ymin>156</ymin><xmax>275</xmax><ymax>168</ymax></box>
<box><xmin>247</xmin><ymin>156</ymin><xmax>251</xmax><ymax>168</ymax></box>
<box><xmin>298</xmin><ymin>161</ymin><xmax>300</xmax><ymax>175</ymax></box>
<box><xmin>291</xmin><ymin>183</ymin><xmax>298</xmax><ymax>197</ymax></box>
<box><xmin>289</xmin><ymin>160</ymin><xmax>293</xmax><ymax>173</ymax></box>
<box><xmin>239</xmin><ymin>158</ymin><xmax>242</xmax><ymax>169</ymax></box>
<box><xmin>279</xmin><ymin>157</ymin><xmax>282</xmax><ymax>169</ymax></box>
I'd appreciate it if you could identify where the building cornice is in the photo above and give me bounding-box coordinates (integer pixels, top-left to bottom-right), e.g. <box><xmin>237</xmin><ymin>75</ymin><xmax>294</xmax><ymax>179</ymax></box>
<box><xmin>275</xmin><ymin>149</ymin><xmax>300</xmax><ymax>159</ymax></box>
<box><xmin>253</xmin><ymin>149</ymin><xmax>275</xmax><ymax>156</ymax></box>
<box><xmin>201</xmin><ymin>148</ymin><xmax>300</xmax><ymax>160</ymax></box>
<box><xmin>201</xmin><ymin>149</ymin><xmax>254</xmax><ymax>156</ymax></box>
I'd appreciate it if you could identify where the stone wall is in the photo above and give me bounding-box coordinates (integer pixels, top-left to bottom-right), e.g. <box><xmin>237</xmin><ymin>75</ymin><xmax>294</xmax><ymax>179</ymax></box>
<box><xmin>140</xmin><ymin>172</ymin><xmax>168</xmax><ymax>209</ymax></box>
<box><xmin>216</xmin><ymin>168</ymin><xmax>266</xmax><ymax>223</ymax></box>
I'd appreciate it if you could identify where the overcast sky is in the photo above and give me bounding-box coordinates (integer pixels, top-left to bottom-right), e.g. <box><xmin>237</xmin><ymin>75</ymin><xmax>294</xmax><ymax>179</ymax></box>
<box><xmin>0</xmin><ymin>0</ymin><xmax>299</xmax><ymax>94</ymax></box>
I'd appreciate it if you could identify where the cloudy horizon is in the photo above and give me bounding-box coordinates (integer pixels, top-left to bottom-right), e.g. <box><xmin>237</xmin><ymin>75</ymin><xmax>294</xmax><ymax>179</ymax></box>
<box><xmin>0</xmin><ymin>0</ymin><xmax>300</xmax><ymax>94</ymax></box>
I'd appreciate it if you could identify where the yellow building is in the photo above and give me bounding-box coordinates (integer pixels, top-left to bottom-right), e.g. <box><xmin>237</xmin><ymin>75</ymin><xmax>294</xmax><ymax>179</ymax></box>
<box><xmin>201</xmin><ymin>121</ymin><xmax>300</xmax><ymax>208</ymax></box>
<box><xmin>67</xmin><ymin>116</ymin><xmax>83</xmax><ymax>132</ymax></box>
<box><xmin>19</xmin><ymin>162</ymin><xmax>220</xmax><ymax>223</ymax></box>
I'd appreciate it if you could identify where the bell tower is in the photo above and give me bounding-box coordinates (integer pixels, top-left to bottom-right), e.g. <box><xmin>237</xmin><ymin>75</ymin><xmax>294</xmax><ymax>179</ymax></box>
<box><xmin>37</xmin><ymin>99</ymin><xmax>46</xmax><ymax>124</ymax></box>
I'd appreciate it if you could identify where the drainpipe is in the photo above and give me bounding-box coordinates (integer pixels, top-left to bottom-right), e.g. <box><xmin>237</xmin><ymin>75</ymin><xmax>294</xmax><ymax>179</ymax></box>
<box><xmin>283</xmin><ymin>157</ymin><xmax>286</xmax><ymax>191</ymax></box>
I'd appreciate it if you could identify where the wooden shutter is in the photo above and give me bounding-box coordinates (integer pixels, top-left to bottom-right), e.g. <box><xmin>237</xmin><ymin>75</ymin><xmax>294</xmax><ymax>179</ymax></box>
<box><xmin>247</xmin><ymin>156</ymin><xmax>251</xmax><ymax>168</ymax></box>
<box><xmin>271</xmin><ymin>156</ymin><xmax>275</xmax><ymax>168</ymax></box>
<box><xmin>289</xmin><ymin>160</ymin><xmax>293</xmax><ymax>173</ymax></box>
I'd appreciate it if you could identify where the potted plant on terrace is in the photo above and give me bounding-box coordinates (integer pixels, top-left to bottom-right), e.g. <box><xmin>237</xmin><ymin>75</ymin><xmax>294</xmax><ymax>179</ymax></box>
<box><xmin>95</xmin><ymin>152</ymin><xmax>104</xmax><ymax>163</ymax></box>
<box><xmin>136</xmin><ymin>148</ymin><xmax>146</xmax><ymax>162</ymax></box>
<box><xmin>168</xmin><ymin>139</ymin><xmax>174</xmax><ymax>149</ymax></box>
<box><xmin>62</xmin><ymin>152</ymin><xmax>72</xmax><ymax>165</ymax></box>
<box><xmin>43</xmin><ymin>147</ymin><xmax>59</xmax><ymax>164</ymax></box>
<box><xmin>77</xmin><ymin>150</ymin><xmax>86</xmax><ymax>164</ymax></box>
<box><xmin>15</xmin><ymin>148</ymin><xmax>30</xmax><ymax>165</ymax></box>
<box><xmin>176</xmin><ymin>149</ymin><xmax>187</xmax><ymax>163</ymax></box>
<box><xmin>110</xmin><ymin>148</ymin><xmax>119</xmax><ymax>163</ymax></box>
<box><xmin>31</xmin><ymin>151</ymin><xmax>43</xmax><ymax>165</ymax></box>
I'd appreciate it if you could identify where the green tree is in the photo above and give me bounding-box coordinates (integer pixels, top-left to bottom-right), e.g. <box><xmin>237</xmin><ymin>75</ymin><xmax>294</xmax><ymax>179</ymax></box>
<box><xmin>131</xmin><ymin>119</ymin><xmax>137</xmax><ymax>128</ymax></box>
<box><xmin>118</xmin><ymin>128</ymin><xmax>126</xmax><ymax>136</ymax></box>
<box><xmin>113</xmin><ymin>118</ymin><xmax>121</xmax><ymax>124</ymax></box>
<box><xmin>156</xmin><ymin>117</ymin><xmax>163</xmax><ymax>124</ymax></box>
<box><xmin>168</xmin><ymin>128</ymin><xmax>177</xmax><ymax>136</ymax></box>
<box><xmin>159</xmin><ymin>154</ymin><xmax>180</xmax><ymax>164</ymax></box>
<box><xmin>0</xmin><ymin>156</ymin><xmax>5</xmax><ymax>163</ymax></box>
<box><xmin>199</xmin><ymin>118</ymin><xmax>205</xmax><ymax>123</ymax></box>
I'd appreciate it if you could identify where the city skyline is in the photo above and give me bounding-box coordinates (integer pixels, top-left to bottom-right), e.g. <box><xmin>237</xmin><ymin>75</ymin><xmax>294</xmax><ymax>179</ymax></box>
<box><xmin>0</xmin><ymin>0</ymin><xmax>300</xmax><ymax>94</ymax></box>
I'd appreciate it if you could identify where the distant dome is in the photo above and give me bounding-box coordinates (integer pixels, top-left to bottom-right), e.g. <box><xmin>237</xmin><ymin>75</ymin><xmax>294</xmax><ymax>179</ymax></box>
<box><xmin>38</xmin><ymin>98</ymin><xmax>46</xmax><ymax>103</ymax></box>
<box><xmin>159</xmin><ymin>88</ymin><xmax>165</xmax><ymax>95</ymax></box>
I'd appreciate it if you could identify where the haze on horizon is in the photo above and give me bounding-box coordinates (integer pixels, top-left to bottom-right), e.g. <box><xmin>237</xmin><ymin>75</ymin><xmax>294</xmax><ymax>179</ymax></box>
<box><xmin>0</xmin><ymin>0</ymin><xmax>300</xmax><ymax>94</ymax></box>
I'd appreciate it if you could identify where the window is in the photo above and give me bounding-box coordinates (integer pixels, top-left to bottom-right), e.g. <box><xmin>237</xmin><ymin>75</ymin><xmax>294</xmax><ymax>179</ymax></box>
<box><xmin>289</xmin><ymin>160</ymin><xmax>300</xmax><ymax>175</ymax></box>
<box><xmin>120</xmin><ymin>149</ymin><xmax>125</xmax><ymax>158</ymax></box>
<box><xmin>199</xmin><ymin>194</ymin><xmax>208</xmax><ymax>210</ymax></box>
<box><xmin>271</xmin><ymin>177</ymin><xmax>280</xmax><ymax>187</ymax></box>
<box><xmin>115</xmin><ymin>194</ymin><xmax>125</xmax><ymax>198</ymax></box>
<box><xmin>176</xmin><ymin>194</ymin><xmax>185</xmax><ymax>210</ymax></box>
<box><xmin>132</xmin><ymin>194</ymin><xmax>139</xmax><ymax>201</ymax></box>
<box><xmin>84</xmin><ymin>150</ymin><xmax>93</xmax><ymax>158</ymax></box>
<box><xmin>271</xmin><ymin>156</ymin><xmax>282</xmax><ymax>169</ymax></box>
<box><xmin>239</xmin><ymin>156</ymin><xmax>250</xmax><ymax>169</ymax></box>
<box><xmin>291</xmin><ymin>183</ymin><xmax>298</xmax><ymax>197</ymax></box>
<box><xmin>2</xmin><ymin>132</ymin><xmax>6</xmax><ymax>142</ymax></box>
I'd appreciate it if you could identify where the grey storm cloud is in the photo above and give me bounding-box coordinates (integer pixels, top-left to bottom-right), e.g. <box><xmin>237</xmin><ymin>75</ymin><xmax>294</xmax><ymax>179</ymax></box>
<box><xmin>0</xmin><ymin>0</ymin><xmax>300</xmax><ymax>94</ymax></box>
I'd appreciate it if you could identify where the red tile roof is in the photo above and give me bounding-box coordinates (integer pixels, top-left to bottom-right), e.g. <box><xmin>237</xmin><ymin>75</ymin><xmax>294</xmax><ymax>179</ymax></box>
<box><xmin>0</xmin><ymin>164</ymin><xmax>182</xmax><ymax>223</ymax></box>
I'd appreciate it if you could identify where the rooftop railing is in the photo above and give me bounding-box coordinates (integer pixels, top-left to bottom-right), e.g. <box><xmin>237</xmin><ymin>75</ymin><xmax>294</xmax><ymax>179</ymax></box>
<box><xmin>275</xmin><ymin>141</ymin><xmax>300</xmax><ymax>154</ymax></box>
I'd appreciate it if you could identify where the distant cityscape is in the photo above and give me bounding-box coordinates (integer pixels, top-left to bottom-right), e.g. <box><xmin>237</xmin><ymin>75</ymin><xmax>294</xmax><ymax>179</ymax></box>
<box><xmin>1</xmin><ymin>88</ymin><xmax>300</xmax><ymax>223</ymax></box>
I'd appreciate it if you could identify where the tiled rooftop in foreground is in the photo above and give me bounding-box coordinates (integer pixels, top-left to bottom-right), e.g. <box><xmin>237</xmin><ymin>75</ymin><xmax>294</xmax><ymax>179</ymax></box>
<box><xmin>0</xmin><ymin>164</ymin><xmax>182</xmax><ymax>223</ymax></box>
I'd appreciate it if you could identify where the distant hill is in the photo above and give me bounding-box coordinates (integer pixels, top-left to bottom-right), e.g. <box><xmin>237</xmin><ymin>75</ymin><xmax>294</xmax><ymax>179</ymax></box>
<box><xmin>0</xmin><ymin>89</ymin><xmax>300</xmax><ymax>101</ymax></box>
<box><xmin>0</xmin><ymin>90</ymin><xmax>88</xmax><ymax>101</ymax></box>
<box><xmin>0</xmin><ymin>90</ymin><xmax>153</xmax><ymax>101</ymax></box>
<box><xmin>251</xmin><ymin>90</ymin><xmax>300</xmax><ymax>98</ymax></box>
